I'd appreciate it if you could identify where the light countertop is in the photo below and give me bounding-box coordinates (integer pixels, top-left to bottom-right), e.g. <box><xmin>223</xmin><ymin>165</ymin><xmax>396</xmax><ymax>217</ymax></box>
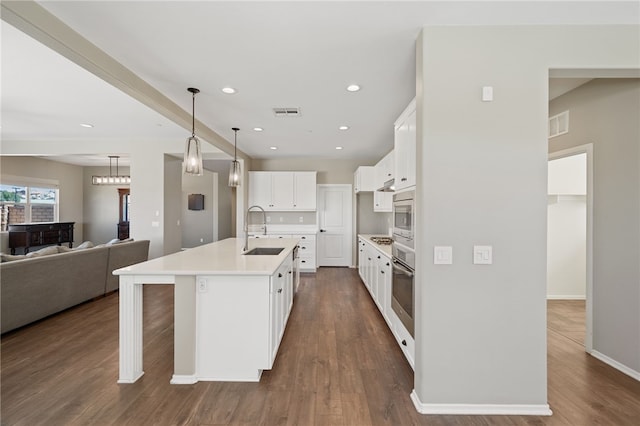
<box><xmin>114</xmin><ymin>238</ymin><xmax>298</xmax><ymax>277</ymax></box>
<box><xmin>359</xmin><ymin>234</ymin><xmax>392</xmax><ymax>258</ymax></box>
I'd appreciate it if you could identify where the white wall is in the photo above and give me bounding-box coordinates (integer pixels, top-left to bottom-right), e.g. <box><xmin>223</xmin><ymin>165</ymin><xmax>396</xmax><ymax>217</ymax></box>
<box><xmin>0</xmin><ymin>156</ymin><xmax>84</xmax><ymax>244</ymax></box>
<box><xmin>83</xmin><ymin>165</ymin><xmax>130</xmax><ymax>244</ymax></box>
<box><xmin>203</xmin><ymin>160</ymin><xmax>233</xmax><ymax>240</ymax></box>
<box><xmin>547</xmin><ymin>154</ymin><xmax>587</xmax><ymax>299</ymax></box>
<box><xmin>414</xmin><ymin>25</ymin><xmax>639</xmax><ymax>412</ymax></box>
<box><xmin>163</xmin><ymin>155</ymin><xmax>183</xmax><ymax>256</ymax></box>
<box><xmin>182</xmin><ymin>170</ymin><xmax>217</xmax><ymax>248</ymax></box>
<box><xmin>549</xmin><ymin>78</ymin><xmax>640</xmax><ymax>376</ymax></box>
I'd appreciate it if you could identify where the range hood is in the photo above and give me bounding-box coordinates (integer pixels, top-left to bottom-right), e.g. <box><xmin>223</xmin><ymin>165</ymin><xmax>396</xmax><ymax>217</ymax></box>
<box><xmin>377</xmin><ymin>178</ymin><xmax>395</xmax><ymax>192</ymax></box>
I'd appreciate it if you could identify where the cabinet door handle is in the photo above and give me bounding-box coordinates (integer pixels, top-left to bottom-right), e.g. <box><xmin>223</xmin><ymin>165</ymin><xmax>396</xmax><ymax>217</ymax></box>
<box><xmin>401</xmin><ymin>177</ymin><xmax>407</xmax><ymax>182</ymax></box>
<box><xmin>278</xmin><ymin>288</ymin><xmax>283</xmax><ymax>293</ymax></box>
<box><xmin>320</xmin><ymin>229</ymin><xmax>326</xmax><ymax>232</ymax></box>
<box><xmin>377</xmin><ymin>255</ymin><xmax>381</xmax><ymax>259</ymax></box>
<box><xmin>402</xmin><ymin>340</ymin><xmax>407</xmax><ymax>346</ymax></box>
<box><xmin>278</xmin><ymin>273</ymin><xmax>283</xmax><ymax>278</ymax></box>
<box><xmin>381</xmin><ymin>270</ymin><xmax>385</xmax><ymax>274</ymax></box>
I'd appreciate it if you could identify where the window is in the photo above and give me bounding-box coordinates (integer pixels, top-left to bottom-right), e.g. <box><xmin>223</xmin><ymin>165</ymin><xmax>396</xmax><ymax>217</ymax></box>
<box><xmin>0</xmin><ymin>184</ymin><xmax>59</xmax><ymax>231</ymax></box>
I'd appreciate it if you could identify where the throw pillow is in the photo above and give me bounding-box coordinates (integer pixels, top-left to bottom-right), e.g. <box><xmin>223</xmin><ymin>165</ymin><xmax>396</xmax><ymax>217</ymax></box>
<box><xmin>75</xmin><ymin>241</ymin><xmax>95</xmax><ymax>250</ymax></box>
<box><xmin>29</xmin><ymin>246</ymin><xmax>61</xmax><ymax>256</ymax></box>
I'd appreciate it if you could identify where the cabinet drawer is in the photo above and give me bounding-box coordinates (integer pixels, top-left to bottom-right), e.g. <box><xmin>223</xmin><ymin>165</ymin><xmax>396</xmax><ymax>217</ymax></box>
<box><xmin>292</xmin><ymin>234</ymin><xmax>316</xmax><ymax>241</ymax></box>
<box><xmin>298</xmin><ymin>256</ymin><xmax>316</xmax><ymax>270</ymax></box>
<box><xmin>392</xmin><ymin>311</ymin><xmax>415</xmax><ymax>370</ymax></box>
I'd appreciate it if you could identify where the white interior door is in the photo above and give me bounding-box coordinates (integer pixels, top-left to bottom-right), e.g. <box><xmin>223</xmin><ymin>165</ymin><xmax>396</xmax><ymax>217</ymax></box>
<box><xmin>317</xmin><ymin>184</ymin><xmax>352</xmax><ymax>267</ymax></box>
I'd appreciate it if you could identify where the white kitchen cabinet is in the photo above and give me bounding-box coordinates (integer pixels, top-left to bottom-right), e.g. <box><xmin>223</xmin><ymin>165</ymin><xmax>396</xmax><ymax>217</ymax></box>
<box><xmin>271</xmin><ymin>172</ymin><xmax>295</xmax><ymax>209</ymax></box>
<box><xmin>248</xmin><ymin>171</ymin><xmax>273</xmax><ymax>209</ymax></box>
<box><xmin>354</xmin><ymin>166</ymin><xmax>376</xmax><ymax>193</ymax></box>
<box><xmin>270</xmin><ymin>256</ymin><xmax>293</xmax><ymax>363</ymax></box>
<box><xmin>293</xmin><ymin>234</ymin><xmax>316</xmax><ymax>272</ymax></box>
<box><xmin>379</xmin><ymin>256</ymin><xmax>392</xmax><ymax>328</ymax></box>
<box><xmin>394</xmin><ymin>99</ymin><xmax>416</xmax><ymax>191</ymax></box>
<box><xmin>293</xmin><ymin>172</ymin><xmax>317</xmax><ymax>210</ymax></box>
<box><xmin>358</xmin><ymin>238</ymin><xmax>366</xmax><ymax>280</ymax></box>
<box><xmin>375</xmin><ymin>150</ymin><xmax>394</xmax><ymax>189</ymax></box>
<box><xmin>248</xmin><ymin>171</ymin><xmax>317</xmax><ymax>211</ymax></box>
<box><xmin>373</xmin><ymin>191</ymin><xmax>393</xmax><ymax>212</ymax></box>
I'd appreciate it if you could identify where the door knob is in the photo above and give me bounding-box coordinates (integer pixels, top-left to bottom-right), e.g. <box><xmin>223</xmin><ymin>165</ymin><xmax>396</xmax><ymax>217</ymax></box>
<box><xmin>320</xmin><ymin>229</ymin><xmax>326</xmax><ymax>232</ymax></box>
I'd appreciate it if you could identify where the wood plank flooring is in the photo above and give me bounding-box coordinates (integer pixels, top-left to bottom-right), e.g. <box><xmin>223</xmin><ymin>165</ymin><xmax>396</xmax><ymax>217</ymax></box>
<box><xmin>2</xmin><ymin>268</ymin><xmax>639</xmax><ymax>425</ymax></box>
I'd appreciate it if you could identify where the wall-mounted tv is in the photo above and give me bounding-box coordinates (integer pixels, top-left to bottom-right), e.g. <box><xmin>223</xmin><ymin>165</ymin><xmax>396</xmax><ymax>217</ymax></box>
<box><xmin>188</xmin><ymin>194</ymin><xmax>204</xmax><ymax>211</ymax></box>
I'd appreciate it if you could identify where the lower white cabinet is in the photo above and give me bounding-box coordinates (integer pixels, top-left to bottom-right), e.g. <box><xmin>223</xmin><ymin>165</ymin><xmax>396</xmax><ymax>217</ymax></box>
<box><xmin>358</xmin><ymin>238</ymin><xmax>392</xmax><ymax>328</ymax></box>
<box><xmin>358</xmin><ymin>236</ymin><xmax>414</xmax><ymax>368</ymax></box>
<box><xmin>195</xmin><ymin>255</ymin><xmax>294</xmax><ymax>381</ymax></box>
<box><xmin>270</xmin><ymin>256</ymin><xmax>293</xmax><ymax>363</ymax></box>
<box><xmin>250</xmin><ymin>231</ymin><xmax>316</xmax><ymax>272</ymax></box>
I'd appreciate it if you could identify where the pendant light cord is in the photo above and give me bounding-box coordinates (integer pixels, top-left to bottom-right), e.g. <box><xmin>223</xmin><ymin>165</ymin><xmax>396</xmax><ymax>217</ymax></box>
<box><xmin>191</xmin><ymin>92</ymin><xmax>196</xmax><ymax>138</ymax></box>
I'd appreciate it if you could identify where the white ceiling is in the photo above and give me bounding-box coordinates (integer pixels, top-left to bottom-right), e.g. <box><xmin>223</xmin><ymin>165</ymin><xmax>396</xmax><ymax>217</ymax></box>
<box><xmin>2</xmin><ymin>1</ymin><xmax>638</xmax><ymax>166</ymax></box>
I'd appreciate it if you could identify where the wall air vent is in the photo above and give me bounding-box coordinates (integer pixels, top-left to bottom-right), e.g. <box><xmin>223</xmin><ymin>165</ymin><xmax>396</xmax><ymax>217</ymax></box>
<box><xmin>549</xmin><ymin>110</ymin><xmax>569</xmax><ymax>139</ymax></box>
<box><xmin>273</xmin><ymin>107</ymin><xmax>301</xmax><ymax>117</ymax></box>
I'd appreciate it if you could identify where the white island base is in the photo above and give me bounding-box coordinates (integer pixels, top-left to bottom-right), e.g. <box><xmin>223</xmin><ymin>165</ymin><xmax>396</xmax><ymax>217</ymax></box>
<box><xmin>115</xmin><ymin>238</ymin><xmax>296</xmax><ymax>384</ymax></box>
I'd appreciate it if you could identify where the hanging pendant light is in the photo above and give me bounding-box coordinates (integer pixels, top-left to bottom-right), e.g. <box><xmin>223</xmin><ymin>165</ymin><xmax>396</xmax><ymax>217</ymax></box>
<box><xmin>183</xmin><ymin>87</ymin><xmax>203</xmax><ymax>176</ymax></box>
<box><xmin>228</xmin><ymin>127</ymin><xmax>241</xmax><ymax>187</ymax></box>
<box><xmin>92</xmin><ymin>155</ymin><xmax>131</xmax><ymax>185</ymax></box>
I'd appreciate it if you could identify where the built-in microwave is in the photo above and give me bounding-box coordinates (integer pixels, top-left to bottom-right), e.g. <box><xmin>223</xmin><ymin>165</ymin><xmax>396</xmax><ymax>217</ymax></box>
<box><xmin>392</xmin><ymin>190</ymin><xmax>415</xmax><ymax>249</ymax></box>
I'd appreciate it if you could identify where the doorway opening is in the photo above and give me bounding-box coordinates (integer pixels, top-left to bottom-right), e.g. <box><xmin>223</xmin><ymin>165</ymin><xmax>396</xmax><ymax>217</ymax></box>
<box><xmin>547</xmin><ymin>144</ymin><xmax>593</xmax><ymax>352</ymax></box>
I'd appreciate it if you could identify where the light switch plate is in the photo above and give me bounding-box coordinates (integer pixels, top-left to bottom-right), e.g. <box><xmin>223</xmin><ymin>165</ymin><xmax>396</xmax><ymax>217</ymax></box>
<box><xmin>482</xmin><ymin>86</ymin><xmax>493</xmax><ymax>102</ymax></box>
<box><xmin>434</xmin><ymin>246</ymin><xmax>453</xmax><ymax>265</ymax></box>
<box><xmin>474</xmin><ymin>245</ymin><xmax>493</xmax><ymax>264</ymax></box>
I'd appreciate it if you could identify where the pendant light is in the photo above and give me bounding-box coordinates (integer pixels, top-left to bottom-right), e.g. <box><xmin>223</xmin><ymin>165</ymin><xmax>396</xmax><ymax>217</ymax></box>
<box><xmin>228</xmin><ymin>127</ymin><xmax>241</xmax><ymax>187</ymax></box>
<box><xmin>183</xmin><ymin>87</ymin><xmax>203</xmax><ymax>176</ymax></box>
<box><xmin>92</xmin><ymin>156</ymin><xmax>131</xmax><ymax>185</ymax></box>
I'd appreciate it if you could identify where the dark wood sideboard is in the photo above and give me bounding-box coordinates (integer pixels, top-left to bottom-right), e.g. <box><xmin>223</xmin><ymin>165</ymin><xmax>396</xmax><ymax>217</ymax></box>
<box><xmin>8</xmin><ymin>222</ymin><xmax>75</xmax><ymax>255</ymax></box>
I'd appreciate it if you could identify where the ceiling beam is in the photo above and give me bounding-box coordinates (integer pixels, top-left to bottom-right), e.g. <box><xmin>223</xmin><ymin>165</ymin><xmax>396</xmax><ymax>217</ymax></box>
<box><xmin>1</xmin><ymin>0</ymin><xmax>250</xmax><ymax>162</ymax></box>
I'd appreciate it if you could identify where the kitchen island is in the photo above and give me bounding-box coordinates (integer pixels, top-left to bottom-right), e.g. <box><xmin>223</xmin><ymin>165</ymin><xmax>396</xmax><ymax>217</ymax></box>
<box><xmin>114</xmin><ymin>237</ymin><xmax>298</xmax><ymax>384</ymax></box>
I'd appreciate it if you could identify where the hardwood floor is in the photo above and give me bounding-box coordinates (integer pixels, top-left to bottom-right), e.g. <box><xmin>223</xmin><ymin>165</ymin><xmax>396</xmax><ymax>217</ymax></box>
<box><xmin>2</xmin><ymin>268</ymin><xmax>639</xmax><ymax>425</ymax></box>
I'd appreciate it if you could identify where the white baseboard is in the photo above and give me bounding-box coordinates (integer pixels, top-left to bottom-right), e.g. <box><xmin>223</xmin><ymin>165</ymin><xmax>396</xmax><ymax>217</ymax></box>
<box><xmin>591</xmin><ymin>351</ymin><xmax>640</xmax><ymax>381</ymax></box>
<box><xmin>546</xmin><ymin>295</ymin><xmax>586</xmax><ymax>300</ymax></box>
<box><xmin>410</xmin><ymin>390</ymin><xmax>553</xmax><ymax>416</ymax></box>
<box><xmin>170</xmin><ymin>374</ymin><xmax>198</xmax><ymax>385</ymax></box>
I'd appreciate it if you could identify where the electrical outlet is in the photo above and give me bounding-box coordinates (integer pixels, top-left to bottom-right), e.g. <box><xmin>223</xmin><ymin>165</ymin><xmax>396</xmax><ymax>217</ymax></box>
<box><xmin>299</xmin><ymin>216</ymin><xmax>304</xmax><ymax>223</ymax></box>
<box><xmin>198</xmin><ymin>279</ymin><xmax>208</xmax><ymax>293</ymax></box>
<box><xmin>200</xmin><ymin>238</ymin><xmax>204</xmax><ymax>243</ymax></box>
<box><xmin>266</xmin><ymin>216</ymin><xmax>271</xmax><ymax>223</ymax></box>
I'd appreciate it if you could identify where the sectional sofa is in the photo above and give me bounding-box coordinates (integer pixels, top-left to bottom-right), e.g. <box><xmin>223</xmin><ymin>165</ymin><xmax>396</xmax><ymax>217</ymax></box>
<box><xmin>0</xmin><ymin>239</ymin><xmax>150</xmax><ymax>334</ymax></box>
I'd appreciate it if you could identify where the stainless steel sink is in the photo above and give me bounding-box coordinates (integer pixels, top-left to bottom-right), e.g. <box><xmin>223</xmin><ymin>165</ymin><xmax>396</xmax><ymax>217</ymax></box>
<box><xmin>243</xmin><ymin>247</ymin><xmax>284</xmax><ymax>256</ymax></box>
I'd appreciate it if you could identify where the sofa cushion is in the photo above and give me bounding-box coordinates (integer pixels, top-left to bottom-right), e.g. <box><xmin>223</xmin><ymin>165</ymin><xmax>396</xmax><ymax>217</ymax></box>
<box><xmin>0</xmin><ymin>253</ymin><xmax>27</xmax><ymax>263</ymax></box>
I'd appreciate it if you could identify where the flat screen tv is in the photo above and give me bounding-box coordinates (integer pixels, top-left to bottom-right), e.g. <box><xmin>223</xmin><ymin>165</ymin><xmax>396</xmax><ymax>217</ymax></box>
<box><xmin>188</xmin><ymin>194</ymin><xmax>204</xmax><ymax>211</ymax></box>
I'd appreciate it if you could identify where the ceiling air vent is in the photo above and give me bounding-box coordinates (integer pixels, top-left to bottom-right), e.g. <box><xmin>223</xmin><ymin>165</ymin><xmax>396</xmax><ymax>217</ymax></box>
<box><xmin>273</xmin><ymin>107</ymin><xmax>301</xmax><ymax>117</ymax></box>
<box><xmin>549</xmin><ymin>110</ymin><xmax>569</xmax><ymax>139</ymax></box>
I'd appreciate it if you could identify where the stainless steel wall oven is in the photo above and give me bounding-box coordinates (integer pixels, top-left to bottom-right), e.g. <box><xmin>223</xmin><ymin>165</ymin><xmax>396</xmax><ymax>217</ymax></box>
<box><xmin>391</xmin><ymin>189</ymin><xmax>415</xmax><ymax>337</ymax></box>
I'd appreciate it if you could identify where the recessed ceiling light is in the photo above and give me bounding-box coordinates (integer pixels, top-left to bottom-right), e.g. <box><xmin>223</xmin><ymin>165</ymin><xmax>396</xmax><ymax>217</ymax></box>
<box><xmin>80</xmin><ymin>123</ymin><xmax>94</xmax><ymax>128</ymax></box>
<box><xmin>270</xmin><ymin>146</ymin><xmax>278</xmax><ymax>150</ymax></box>
<box><xmin>253</xmin><ymin>127</ymin><xmax>264</xmax><ymax>132</ymax></box>
<box><xmin>335</xmin><ymin>146</ymin><xmax>343</xmax><ymax>150</ymax></box>
<box><xmin>346</xmin><ymin>84</ymin><xmax>361</xmax><ymax>92</ymax></box>
<box><xmin>339</xmin><ymin>125</ymin><xmax>349</xmax><ymax>131</ymax></box>
<box><xmin>221</xmin><ymin>87</ymin><xmax>236</xmax><ymax>94</ymax></box>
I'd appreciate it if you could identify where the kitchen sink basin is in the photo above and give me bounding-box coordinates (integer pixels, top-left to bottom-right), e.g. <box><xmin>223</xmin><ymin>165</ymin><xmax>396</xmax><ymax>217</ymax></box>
<box><xmin>243</xmin><ymin>247</ymin><xmax>284</xmax><ymax>256</ymax></box>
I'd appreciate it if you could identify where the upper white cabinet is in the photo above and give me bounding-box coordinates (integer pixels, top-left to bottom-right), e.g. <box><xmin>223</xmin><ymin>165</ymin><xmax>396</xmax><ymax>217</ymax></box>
<box><xmin>293</xmin><ymin>172</ymin><xmax>318</xmax><ymax>210</ymax></box>
<box><xmin>249</xmin><ymin>171</ymin><xmax>317</xmax><ymax>211</ymax></box>
<box><xmin>354</xmin><ymin>166</ymin><xmax>376</xmax><ymax>193</ymax></box>
<box><xmin>375</xmin><ymin>150</ymin><xmax>394</xmax><ymax>189</ymax></box>
<box><xmin>394</xmin><ymin>99</ymin><xmax>416</xmax><ymax>191</ymax></box>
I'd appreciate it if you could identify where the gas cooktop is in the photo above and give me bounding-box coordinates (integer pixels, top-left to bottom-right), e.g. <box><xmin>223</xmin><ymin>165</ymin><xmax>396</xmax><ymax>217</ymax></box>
<box><xmin>370</xmin><ymin>236</ymin><xmax>393</xmax><ymax>245</ymax></box>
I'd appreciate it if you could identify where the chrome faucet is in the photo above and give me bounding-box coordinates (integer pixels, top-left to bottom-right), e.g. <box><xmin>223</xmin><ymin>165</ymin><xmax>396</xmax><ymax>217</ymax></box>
<box><xmin>244</xmin><ymin>205</ymin><xmax>267</xmax><ymax>252</ymax></box>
